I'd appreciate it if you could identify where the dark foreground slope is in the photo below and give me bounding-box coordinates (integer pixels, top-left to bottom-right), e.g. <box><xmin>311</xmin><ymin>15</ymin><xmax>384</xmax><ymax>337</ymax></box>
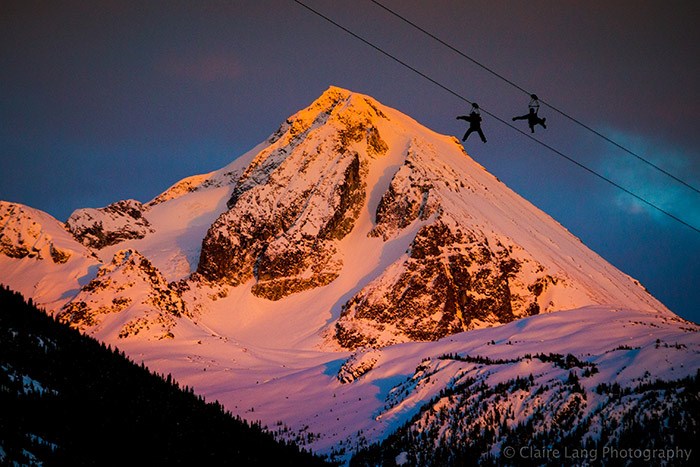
<box><xmin>0</xmin><ymin>285</ymin><xmax>329</xmax><ymax>466</ymax></box>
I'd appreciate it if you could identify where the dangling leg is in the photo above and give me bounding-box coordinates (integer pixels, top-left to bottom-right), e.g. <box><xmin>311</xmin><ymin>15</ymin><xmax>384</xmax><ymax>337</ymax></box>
<box><xmin>477</xmin><ymin>128</ymin><xmax>487</xmax><ymax>143</ymax></box>
<box><xmin>462</xmin><ymin>128</ymin><xmax>474</xmax><ymax>141</ymax></box>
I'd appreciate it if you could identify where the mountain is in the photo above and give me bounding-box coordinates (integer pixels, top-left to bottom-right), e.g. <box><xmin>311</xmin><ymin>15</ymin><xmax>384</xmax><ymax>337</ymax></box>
<box><xmin>66</xmin><ymin>199</ymin><xmax>153</xmax><ymax>249</ymax></box>
<box><xmin>0</xmin><ymin>201</ymin><xmax>99</xmax><ymax>310</ymax></box>
<box><xmin>193</xmin><ymin>86</ymin><xmax>666</xmax><ymax>348</ymax></box>
<box><xmin>59</xmin><ymin>249</ymin><xmax>186</xmax><ymax>339</ymax></box>
<box><xmin>0</xmin><ymin>86</ymin><xmax>697</xmax><ymax>464</ymax></box>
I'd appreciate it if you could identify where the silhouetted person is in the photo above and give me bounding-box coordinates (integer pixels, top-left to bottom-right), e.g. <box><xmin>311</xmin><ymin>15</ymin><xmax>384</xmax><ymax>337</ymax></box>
<box><xmin>457</xmin><ymin>104</ymin><xmax>487</xmax><ymax>143</ymax></box>
<box><xmin>513</xmin><ymin>94</ymin><xmax>546</xmax><ymax>133</ymax></box>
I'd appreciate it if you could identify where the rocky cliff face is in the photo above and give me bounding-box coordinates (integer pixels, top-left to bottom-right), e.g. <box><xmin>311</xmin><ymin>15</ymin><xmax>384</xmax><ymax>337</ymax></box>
<box><xmin>66</xmin><ymin>199</ymin><xmax>153</xmax><ymax>249</ymax></box>
<box><xmin>59</xmin><ymin>249</ymin><xmax>185</xmax><ymax>339</ymax></box>
<box><xmin>337</xmin><ymin>347</ymin><xmax>381</xmax><ymax>384</ymax></box>
<box><xmin>0</xmin><ymin>201</ymin><xmax>76</xmax><ymax>264</ymax></box>
<box><xmin>196</xmin><ymin>87</ymin><xmax>388</xmax><ymax>300</ymax></box>
<box><xmin>335</xmin><ymin>217</ymin><xmax>554</xmax><ymax>349</ymax></box>
<box><xmin>333</xmin><ymin>139</ymin><xmax>561</xmax><ymax>349</ymax></box>
<box><xmin>368</xmin><ymin>141</ymin><xmax>441</xmax><ymax>241</ymax></box>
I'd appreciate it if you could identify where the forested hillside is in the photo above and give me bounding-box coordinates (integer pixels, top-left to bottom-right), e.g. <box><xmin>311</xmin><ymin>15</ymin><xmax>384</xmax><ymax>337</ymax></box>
<box><xmin>0</xmin><ymin>285</ymin><xmax>329</xmax><ymax>466</ymax></box>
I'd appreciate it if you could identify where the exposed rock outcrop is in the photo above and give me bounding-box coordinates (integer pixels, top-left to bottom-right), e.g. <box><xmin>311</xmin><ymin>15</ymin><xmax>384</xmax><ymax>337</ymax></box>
<box><xmin>0</xmin><ymin>201</ymin><xmax>74</xmax><ymax>263</ymax></box>
<box><xmin>196</xmin><ymin>87</ymin><xmax>389</xmax><ymax>300</ymax></box>
<box><xmin>330</xmin><ymin>133</ymin><xmax>574</xmax><ymax>349</ymax></box>
<box><xmin>66</xmin><ymin>199</ymin><xmax>153</xmax><ymax>249</ymax></box>
<box><xmin>336</xmin><ymin>220</ymin><xmax>555</xmax><ymax>349</ymax></box>
<box><xmin>335</xmin><ymin>145</ymin><xmax>558</xmax><ymax>348</ymax></box>
<box><xmin>337</xmin><ymin>348</ymin><xmax>381</xmax><ymax>384</ymax></box>
<box><xmin>59</xmin><ymin>249</ymin><xmax>185</xmax><ymax>339</ymax></box>
<box><xmin>369</xmin><ymin>141</ymin><xmax>440</xmax><ymax>241</ymax></box>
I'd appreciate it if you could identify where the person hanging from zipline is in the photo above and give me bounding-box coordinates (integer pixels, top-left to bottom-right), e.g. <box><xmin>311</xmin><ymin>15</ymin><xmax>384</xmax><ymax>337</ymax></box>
<box><xmin>513</xmin><ymin>94</ymin><xmax>547</xmax><ymax>133</ymax></box>
<box><xmin>456</xmin><ymin>103</ymin><xmax>487</xmax><ymax>143</ymax></box>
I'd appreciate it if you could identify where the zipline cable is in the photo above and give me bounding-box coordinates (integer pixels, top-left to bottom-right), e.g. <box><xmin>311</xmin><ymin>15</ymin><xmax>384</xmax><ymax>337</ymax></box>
<box><xmin>292</xmin><ymin>0</ymin><xmax>700</xmax><ymax>235</ymax></box>
<box><xmin>369</xmin><ymin>0</ymin><xmax>700</xmax><ymax>196</ymax></box>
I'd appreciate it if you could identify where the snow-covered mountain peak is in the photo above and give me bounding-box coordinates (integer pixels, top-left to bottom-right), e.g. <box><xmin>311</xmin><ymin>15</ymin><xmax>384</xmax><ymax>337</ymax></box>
<box><xmin>270</xmin><ymin>86</ymin><xmax>389</xmax><ymax>145</ymax></box>
<box><xmin>183</xmin><ymin>86</ymin><xmax>671</xmax><ymax>349</ymax></box>
<box><xmin>1</xmin><ymin>87</ymin><xmax>695</xmax><ymax>464</ymax></box>
<box><xmin>195</xmin><ymin>87</ymin><xmax>397</xmax><ymax>299</ymax></box>
<box><xmin>229</xmin><ymin>86</ymin><xmax>390</xmax><ymax>207</ymax></box>
<box><xmin>0</xmin><ymin>201</ymin><xmax>85</xmax><ymax>264</ymax></box>
<box><xmin>3</xmin><ymin>87</ymin><xmax>670</xmax><ymax>350</ymax></box>
<box><xmin>0</xmin><ymin>201</ymin><xmax>100</xmax><ymax>312</ymax></box>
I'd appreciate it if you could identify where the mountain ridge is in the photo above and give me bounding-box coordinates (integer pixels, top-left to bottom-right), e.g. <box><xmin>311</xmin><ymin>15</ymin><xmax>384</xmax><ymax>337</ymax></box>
<box><xmin>0</xmin><ymin>84</ymin><xmax>674</xmax><ymax>350</ymax></box>
<box><xmin>1</xmin><ymin>85</ymin><xmax>695</xmax><ymax>464</ymax></box>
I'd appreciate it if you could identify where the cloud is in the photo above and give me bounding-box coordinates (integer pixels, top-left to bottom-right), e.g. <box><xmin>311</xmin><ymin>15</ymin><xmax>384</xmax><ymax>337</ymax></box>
<box><xmin>597</xmin><ymin>129</ymin><xmax>700</xmax><ymax>228</ymax></box>
<box><xmin>160</xmin><ymin>52</ymin><xmax>242</xmax><ymax>83</ymax></box>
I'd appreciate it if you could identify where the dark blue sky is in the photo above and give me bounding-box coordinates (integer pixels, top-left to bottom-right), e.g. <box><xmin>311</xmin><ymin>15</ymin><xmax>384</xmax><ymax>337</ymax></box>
<box><xmin>1</xmin><ymin>0</ymin><xmax>698</xmax><ymax>322</ymax></box>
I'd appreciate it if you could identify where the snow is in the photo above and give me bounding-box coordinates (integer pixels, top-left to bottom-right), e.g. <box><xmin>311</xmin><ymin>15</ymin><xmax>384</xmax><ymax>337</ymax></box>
<box><xmin>1</xmin><ymin>86</ymin><xmax>695</xmax><ymax>463</ymax></box>
<box><xmin>0</xmin><ymin>201</ymin><xmax>100</xmax><ymax>311</ymax></box>
<box><xmin>2</xmin><ymin>364</ymin><xmax>57</xmax><ymax>396</ymax></box>
<box><xmin>110</xmin><ymin>306</ymin><xmax>698</xmax><ymax>463</ymax></box>
<box><xmin>93</xmin><ymin>142</ymin><xmax>260</xmax><ymax>282</ymax></box>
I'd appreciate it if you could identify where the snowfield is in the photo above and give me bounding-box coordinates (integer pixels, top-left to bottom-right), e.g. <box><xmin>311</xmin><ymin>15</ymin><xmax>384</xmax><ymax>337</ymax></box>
<box><xmin>115</xmin><ymin>305</ymin><xmax>699</xmax><ymax>463</ymax></box>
